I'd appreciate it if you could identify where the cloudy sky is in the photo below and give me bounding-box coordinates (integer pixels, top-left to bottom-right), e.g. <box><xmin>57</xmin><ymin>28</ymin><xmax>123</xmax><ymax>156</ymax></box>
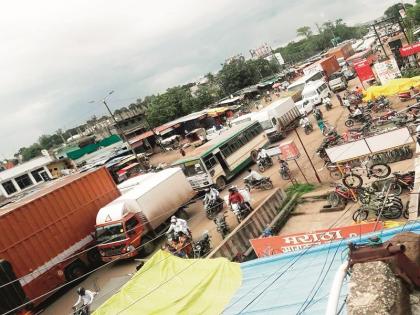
<box><xmin>0</xmin><ymin>0</ymin><xmax>411</xmax><ymax>157</ymax></box>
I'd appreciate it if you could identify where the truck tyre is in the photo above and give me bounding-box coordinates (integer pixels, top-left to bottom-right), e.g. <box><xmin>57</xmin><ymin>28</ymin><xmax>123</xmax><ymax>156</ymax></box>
<box><xmin>65</xmin><ymin>261</ymin><xmax>87</xmax><ymax>281</ymax></box>
<box><xmin>139</xmin><ymin>235</ymin><xmax>155</xmax><ymax>257</ymax></box>
<box><xmin>215</xmin><ymin>176</ymin><xmax>226</xmax><ymax>190</ymax></box>
<box><xmin>87</xmin><ymin>248</ymin><xmax>103</xmax><ymax>267</ymax></box>
<box><xmin>176</xmin><ymin>207</ymin><xmax>189</xmax><ymax>220</ymax></box>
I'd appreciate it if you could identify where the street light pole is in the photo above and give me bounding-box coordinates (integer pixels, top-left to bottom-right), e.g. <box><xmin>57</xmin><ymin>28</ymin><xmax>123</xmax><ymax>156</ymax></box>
<box><xmin>98</xmin><ymin>91</ymin><xmax>141</xmax><ymax>164</ymax></box>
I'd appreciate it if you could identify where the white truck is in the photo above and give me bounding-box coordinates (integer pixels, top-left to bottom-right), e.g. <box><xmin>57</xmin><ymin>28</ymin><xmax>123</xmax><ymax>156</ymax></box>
<box><xmin>231</xmin><ymin>97</ymin><xmax>301</xmax><ymax>142</ymax></box>
<box><xmin>95</xmin><ymin>167</ymin><xmax>196</xmax><ymax>261</ymax></box>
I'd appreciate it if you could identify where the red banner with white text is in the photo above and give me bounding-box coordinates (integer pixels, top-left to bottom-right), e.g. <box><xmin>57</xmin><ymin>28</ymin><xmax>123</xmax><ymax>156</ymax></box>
<box><xmin>250</xmin><ymin>222</ymin><xmax>383</xmax><ymax>258</ymax></box>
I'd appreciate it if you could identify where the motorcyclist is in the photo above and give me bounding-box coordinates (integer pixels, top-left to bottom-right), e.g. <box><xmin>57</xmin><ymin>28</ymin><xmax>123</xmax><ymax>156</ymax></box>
<box><xmin>246</xmin><ymin>168</ymin><xmax>264</xmax><ymax>184</ymax></box>
<box><xmin>203</xmin><ymin>186</ymin><xmax>220</xmax><ymax>205</ymax></box>
<box><xmin>167</xmin><ymin>216</ymin><xmax>190</xmax><ymax>238</ymax></box>
<box><xmin>322</xmin><ymin>96</ymin><xmax>332</xmax><ymax>109</ymax></box>
<box><xmin>73</xmin><ymin>287</ymin><xmax>96</xmax><ymax>315</ymax></box>
<box><xmin>299</xmin><ymin>115</ymin><xmax>310</xmax><ymax>128</ymax></box>
<box><xmin>351</xmin><ymin>105</ymin><xmax>363</xmax><ymax>118</ymax></box>
<box><xmin>228</xmin><ymin>186</ymin><xmax>244</xmax><ymax>206</ymax></box>
<box><xmin>257</xmin><ymin>148</ymin><xmax>270</xmax><ymax>165</ymax></box>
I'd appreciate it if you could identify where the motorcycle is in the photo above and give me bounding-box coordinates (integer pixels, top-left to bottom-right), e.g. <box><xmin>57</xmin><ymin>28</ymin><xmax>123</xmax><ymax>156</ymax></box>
<box><xmin>203</xmin><ymin>196</ymin><xmax>224</xmax><ymax>219</ymax></box>
<box><xmin>231</xmin><ymin>202</ymin><xmax>251</xmax><ymax>223</ymax></box>
<box><xmin>398</xmin><ymin>91</ymin><xmax>412</xmax><ymax>102</ymax></box>
<box><xmin>244</xmin><ymin>176</ymin><xmax>273</xmax><ymax>191</ymax></box>
<box><xmin>347</xmin><ymin>121</ymin><xmax>376</xmax><ymax>137</ymax></box>
<box><xmin>303</xmin><ymin>121</ymin><xmax>314</xmax><ymax>135</ymax></box>
<box><xmin>213</xmin><ymin>212</ymin><xmax>230</xmax><ymax>239</ymax></box>
<box><xmin>345</xmin><ymin>111</ymin><xmax>371</xmax><ymax>127</ymax></box>
<box><xmin>193</xmin><ymin>231</ymin><xmax>212</xmax><ymax>258</ymax></box>
<box><xmin>257</xmin><ymin>156</ymin><xmax>273</xmax><ymax>172</ymax></box>
<box><xmin>73</xmin><ymin>305</ymin><xmax>89</xmax><ymax>315</ymax></box>
<box><xmin>279</xmin><ymin>162</ymin><xmax>291</xmax><ymax>180</ymax></box>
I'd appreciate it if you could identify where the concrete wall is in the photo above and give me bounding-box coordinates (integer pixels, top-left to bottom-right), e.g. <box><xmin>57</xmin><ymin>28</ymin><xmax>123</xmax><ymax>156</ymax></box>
<box><xmin>208</xmin><ymin>188</ymin><xmax>287</xmax><ymax>260</ymax></box>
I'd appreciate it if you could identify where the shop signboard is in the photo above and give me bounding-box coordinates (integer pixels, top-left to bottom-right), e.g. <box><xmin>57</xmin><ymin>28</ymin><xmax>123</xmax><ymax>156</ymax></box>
<box><xmin>353</xmin><ymin>59</ymin><xmax>375</xmax><ymax>82</ymax></box>
<box><xmin>373</xmin><ymin>58</ymin><xmax>401</xmax><ymax>85</ymax></box>
<box><xmin>250</xmin><ymin>222</ymin><xmax>382</xmax><ymax>258</ymax></box>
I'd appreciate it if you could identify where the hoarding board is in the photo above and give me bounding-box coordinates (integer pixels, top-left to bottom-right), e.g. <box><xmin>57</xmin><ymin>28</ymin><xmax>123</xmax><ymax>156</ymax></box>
<box><xmin>373</xmin><ymin>58</ymin><xmax>401</xmax><ymax>85</ymax></box>
<box><xmin>250</xmin><ymin>222</ymin><xmax>382</xmax><ymax>257</ymax></box>
<box><xmin>353</xmin><ymin>59</ymin><xmax>375</xmax><ymax>82</ymax></box>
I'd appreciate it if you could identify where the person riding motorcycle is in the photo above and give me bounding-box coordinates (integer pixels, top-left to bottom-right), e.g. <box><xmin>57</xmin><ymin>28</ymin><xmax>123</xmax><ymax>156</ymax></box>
<box><xmin>299</xmin><ymin>115</ymin><xmax>310</xmax><ymax>128</ymax></box>
<box><xmin>203</xmin><ymin>186</ymin><xmax>220</xmax><ymax>205</ymax></box>
<box><xmin>351</xmin><ymin>105</ymin><xmax>363</xmax><ymax>119</ymax></box>
<box><xmin>228</xmin><ymin>187</ymin><xmax>244</xmax><ymax>205</ymax></box>
<box><xmin>246</xmin><ymin>168</ymin><xmax>264</xmax><ymax>184</ymax></box>
<box><xmin>257</xmin><ymin>148</ymin><xmax>271</xmax><ymax>165</ymax></box>
<box><xmin>73</xmin><ymin>287</ymin><xmax>96</xmax><ymax>315</ymax></box>
<box><xmin>167</xmin><ymin>216</ymin><xmax>190</xmax><ymax>238</ymax></box>
<box><xmin>322</xmin><ymin>96</ymin><xmax>332</xmax><ymax>110</ymax></box>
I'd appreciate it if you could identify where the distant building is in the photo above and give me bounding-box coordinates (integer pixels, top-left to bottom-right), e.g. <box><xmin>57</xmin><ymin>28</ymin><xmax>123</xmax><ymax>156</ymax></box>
<box><xmin>0</xmin><ymin>156</ymin><xmax>54</xmax><ymax>197</ymax></box>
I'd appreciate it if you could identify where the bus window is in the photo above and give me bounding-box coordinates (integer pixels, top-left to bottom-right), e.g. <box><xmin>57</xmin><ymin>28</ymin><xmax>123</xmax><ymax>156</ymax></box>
<box><xmin>203</xmin><ymin>154</ymin><xmax>218</xmax><ymax>170</ymax></box>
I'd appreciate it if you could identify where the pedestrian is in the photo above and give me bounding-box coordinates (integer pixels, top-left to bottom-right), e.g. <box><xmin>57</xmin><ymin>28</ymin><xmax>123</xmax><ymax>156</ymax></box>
<box><xmin>343</xmin><ymin>97</ymin><xmax>351</xmax><ymax>113</ymax></box>
<box><xmin>179</xmin><ymin>147</ymin><xmax>186</xmax><ymax>157</ymax></box>
<box><xmin>313</xmin><ymin>108</ymin><xmax>324</xmax><ymax>131</ymax></box>
<box><xmin>336</xmin><ymin>94</ymin><xmax>344</xmax><ymax>107</ymax></box>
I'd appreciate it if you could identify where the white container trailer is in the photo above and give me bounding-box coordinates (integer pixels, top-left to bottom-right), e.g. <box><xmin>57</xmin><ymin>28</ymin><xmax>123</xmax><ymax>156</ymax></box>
<box><xmin>95</xmin><ymin>168</ymin><xmax>196</xmax><ymax>260</ymax></box>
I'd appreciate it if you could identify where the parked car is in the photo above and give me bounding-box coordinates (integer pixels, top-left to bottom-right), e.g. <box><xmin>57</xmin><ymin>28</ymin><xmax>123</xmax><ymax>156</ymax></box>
<box><xmin>342</xmin><ymin>67</ymin><xmax>356</xmax><ymax>80</ymax></box>
<box><xmin>328</xmin><ymin>72</ymin><xmax>347</xmax><ymax>92</ymax></box>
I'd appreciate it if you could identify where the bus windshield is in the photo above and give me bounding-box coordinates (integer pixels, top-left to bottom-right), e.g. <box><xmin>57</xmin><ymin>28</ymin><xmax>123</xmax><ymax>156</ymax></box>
<box><xmin>96</xmin><ymin>223</ymin><xmax>126</xmax><ymax>243</ymax></box>
<box><xmin>181</xmin><ymin>160</ymin><xmax>206</xmax><ymax>177</ymax></box>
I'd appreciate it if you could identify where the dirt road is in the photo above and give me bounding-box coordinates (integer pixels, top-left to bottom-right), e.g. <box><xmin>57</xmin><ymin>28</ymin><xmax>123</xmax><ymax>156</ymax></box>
<box><xmin>42</xmin><ymin>78</ymin><xmax>416</xmax><ymax>314</ymax></box>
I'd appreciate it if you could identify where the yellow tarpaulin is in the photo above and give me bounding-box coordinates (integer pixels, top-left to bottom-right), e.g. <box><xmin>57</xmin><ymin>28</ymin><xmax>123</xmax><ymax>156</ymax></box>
<box><xmin>364</xmin><ymin>76</ymin><xmax>420</xmax><ymax>101</ymax></box>
<box><xmin>93</xmin><ymin>250</ymin><xmax>242</xmax><ymax>315</ymax></box>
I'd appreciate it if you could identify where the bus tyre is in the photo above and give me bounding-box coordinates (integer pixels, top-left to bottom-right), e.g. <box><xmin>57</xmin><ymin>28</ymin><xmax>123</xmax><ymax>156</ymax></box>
<box><xmin>215</xmin><ymin>176</ymin><xmax>226</xmax><ymax>190</ymax></box>
<box><xmin>140</xmin><ymin>235</ymin><xmax>155</xmax><ymax>257</ymax></box>
<box><xmin>65</xmin><ymin>261</ymin><xmax>87</xmax><ymax>281</ymax></box>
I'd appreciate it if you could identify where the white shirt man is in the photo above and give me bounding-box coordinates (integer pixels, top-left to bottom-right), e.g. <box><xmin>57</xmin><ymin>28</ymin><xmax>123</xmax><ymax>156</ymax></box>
<box><xmin>343</xmin><ymin>99</ymin><xmax>350</xmax><ymax>108</ymax></box>
<box><xmin>300</xmin><ymin>116</ymin><xmax>309</xmax><ymax>127</ymax></box>
<box><xmin>167</xmin><ymin>217</ymin><xmax>189</xmax><ymax>235</ymax></box>
<box><xmin>323</xmin><ymin>96</ymin><xmax>331</xmax><ymax>104</ymax></box>
<box><xmin>247</xmin><ymin>169</ymin><xmax>264</xmax><ymax>181</ymax></box>
<box><xmin>73</xmin><ymin>289</ymin><xmax>95</xmax><ymax>310</ymax></box>
<box><xmin>353</xmin><ymin>108</ymin><xmax>362</xmax><ymax>116</ymax></box>
<box><xmin>257</xmin><ymin>148</ymin><xmax>269</xmax><ymax>161</ymax></box>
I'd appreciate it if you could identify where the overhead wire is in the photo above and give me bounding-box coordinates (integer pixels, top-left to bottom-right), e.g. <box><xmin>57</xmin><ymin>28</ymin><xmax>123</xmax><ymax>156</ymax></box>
<box><xmin>1</xmin><ymin>190</ymin><xmax>279</xmax><ymax>315</ymax></box>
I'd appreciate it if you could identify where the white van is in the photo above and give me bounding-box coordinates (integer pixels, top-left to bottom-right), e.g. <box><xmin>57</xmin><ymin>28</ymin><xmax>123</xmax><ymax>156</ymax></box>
<box><xmin>287</xmin><ymin>71</ymin><xmax>325</xmax><ymax>92</ymax></box>
<box><xmin>300</xmin><ymin>80</ymin><xmax>331</xmax><ymax>106</ymax></box>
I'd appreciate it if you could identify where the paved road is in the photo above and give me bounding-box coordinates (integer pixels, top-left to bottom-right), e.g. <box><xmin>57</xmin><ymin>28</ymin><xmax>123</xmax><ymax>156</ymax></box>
<box><xmin>42</xmin><ymin>78</ymin><xmax>416</xmax><ymax>314</ymax></box>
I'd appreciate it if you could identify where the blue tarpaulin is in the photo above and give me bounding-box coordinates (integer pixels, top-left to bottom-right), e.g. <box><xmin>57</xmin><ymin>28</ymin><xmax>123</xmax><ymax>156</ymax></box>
<box><xmin>223</xmin><ymin>222</ymin><xmax>420</xmax><ymax>315</ymax></box>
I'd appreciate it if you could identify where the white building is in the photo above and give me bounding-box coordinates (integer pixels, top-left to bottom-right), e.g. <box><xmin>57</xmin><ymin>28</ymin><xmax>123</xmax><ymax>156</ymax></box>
<box><xmin>0</xmin><ymin>156</ymin><xmax>54</xmax><ymax>197</ymax></box>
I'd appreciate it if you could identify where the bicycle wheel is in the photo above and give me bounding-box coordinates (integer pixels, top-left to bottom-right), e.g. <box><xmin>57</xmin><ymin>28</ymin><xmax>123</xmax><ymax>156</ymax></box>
<box><xmin>329</xmin><ymin>170</ymin><xmax>342</xmax><ymax>180</ymax></box>
<box><xmin>388</xmin><ymin>182</ymin><xmax>402</xmax><ymax>196</ymax></box>
<box><xmin>353</xmin><ymin>208</ymin><xmax>369</xmax><ymax>222</ymax></box>
<box><xmin>403</xmin><ymin>201</ymin><xmax>409</xmax><ymax>219</ymax></box>
<box><xmin>343</xmin><ymin>174</ymin><xmax>363</xmax><ymax>188</ymax></box>
<box><xmin>381</xmin><ymin>205</ymin><xmax>402</xmax><ymax>219</ymax></box>
<box><xmin>357</xmin><ymin>189</ymin><xmax>371</xmax><ymax>205</ymax></box>
<box><xmin>370</xmin><ymin>164</ymin><xmax>391</xmax><ymax>179</ymax></box>
<box><xmin>328</xmin><ymin>192</ymin><xmax>341</xmax><ymax>207</ymax></box>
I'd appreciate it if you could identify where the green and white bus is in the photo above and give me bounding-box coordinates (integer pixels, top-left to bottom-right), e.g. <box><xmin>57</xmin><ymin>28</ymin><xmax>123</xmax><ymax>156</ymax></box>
<box><xmin>172</xmin><ymin>121</ymin><xmax>268</xmax><ymax>190</ymax></box>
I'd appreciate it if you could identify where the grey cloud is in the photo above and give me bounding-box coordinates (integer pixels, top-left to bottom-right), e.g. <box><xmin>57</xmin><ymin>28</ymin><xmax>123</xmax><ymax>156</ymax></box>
<box><xmin>0</xmin><ymin>0</ymin><xmax>412</xmax><ymax>156</ymax></box>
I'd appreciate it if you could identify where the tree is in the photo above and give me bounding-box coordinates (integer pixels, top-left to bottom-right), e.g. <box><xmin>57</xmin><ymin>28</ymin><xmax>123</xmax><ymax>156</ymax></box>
<box><xmin>218</xmin><ymin>58</ymin><xmax>259</xmax><ymax>95</ymax></box>
<box><xmin>384</xmin><ymin>3</ymin><xmax>412</xmax><ymax>18</ymax></box>
<box><xmin>296</xmin><ymin>26</ymin><xmax>312</xmax><ymax>39</ymax></box>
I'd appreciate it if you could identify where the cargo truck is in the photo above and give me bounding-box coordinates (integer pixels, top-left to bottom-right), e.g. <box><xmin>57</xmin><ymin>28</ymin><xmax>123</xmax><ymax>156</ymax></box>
<box><xmin>231</xmin><ymin>97</ymin><xmax>301</xmax><ymax>142</ymax></box>
<box><xmin>95</xmin><ymin>168</ymin><xmax>196</xmax><ymax>262</ymax></box>
<box><xmin>303</xmin><ymin>56</ymin><xmax>340</xmax><ymax>79</ymax></box>
<box><xmin>0</xmin><ymin>167</ymin><xmax>120</xmax><ymax>314</ymax></box>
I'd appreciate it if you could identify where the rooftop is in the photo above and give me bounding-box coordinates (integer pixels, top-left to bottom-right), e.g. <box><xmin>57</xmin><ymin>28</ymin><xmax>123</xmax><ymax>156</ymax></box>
<box><xmin>0</xmin><ymin>155</ymin><xmax>53</xmax><ymax>182</ymax></box>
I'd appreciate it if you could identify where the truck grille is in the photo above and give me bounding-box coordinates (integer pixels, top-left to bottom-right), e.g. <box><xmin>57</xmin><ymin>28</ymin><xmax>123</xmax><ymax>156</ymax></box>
<box><xmin>104</xmin><ymin>244</ymin><xmax>125</xmax><ymax>256</ymax></box>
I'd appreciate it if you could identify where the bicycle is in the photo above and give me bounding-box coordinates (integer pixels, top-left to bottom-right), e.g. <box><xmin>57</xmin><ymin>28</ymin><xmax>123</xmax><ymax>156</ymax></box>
<box><xmin>341</xmin><ymin>159</ymin><xmax>391</xmax><ymax>188</ymax></box>
<box><xmin>327</xmin><ymin>184</ymin><xmax>358</xmax><ymax>207</ymax></box>
<box><xmin>352</xmin><ymin>195</ymin><xmax>403</xmax><ymax>222</ymax></box>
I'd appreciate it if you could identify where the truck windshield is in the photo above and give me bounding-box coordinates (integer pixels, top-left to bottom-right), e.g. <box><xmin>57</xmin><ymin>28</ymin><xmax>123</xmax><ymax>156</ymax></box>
<box><xmin>96</xmin><ymin>223</ymin><xmax>126</xmax><ymax>243</ymax></box>
<box><xmin>259</xmin><ymin>120</ymin><xmax>273</xmax><ymax>130</ymax></box>
<box><xmin>180</xmin><ymin>160</ymin><xmax>206</xmax><ymax>177</ymax></box>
